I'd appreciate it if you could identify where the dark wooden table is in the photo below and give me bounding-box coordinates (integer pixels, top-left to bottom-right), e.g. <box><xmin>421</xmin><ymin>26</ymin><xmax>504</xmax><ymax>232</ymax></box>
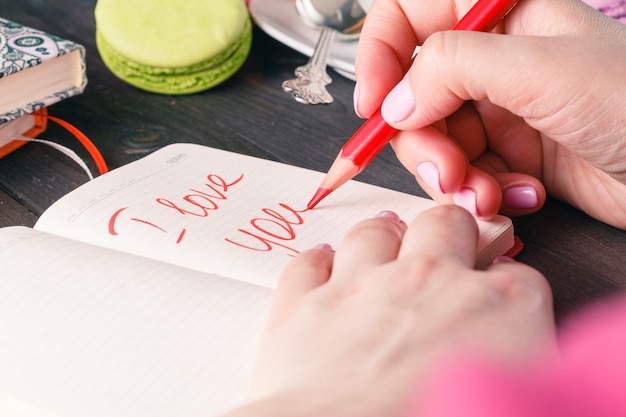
<box><xmin>2</xmin><ymin>0</ymin><xmax>625</xmax><ymax>321</ymax></box>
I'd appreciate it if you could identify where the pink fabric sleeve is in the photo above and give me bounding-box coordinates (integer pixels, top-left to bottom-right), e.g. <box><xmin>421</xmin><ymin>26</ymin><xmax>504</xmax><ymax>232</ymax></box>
<box><xmin>417</xmin><ymin>294</ymin><xmax>626</xmax><ymax>417</ymax></box>
<box><xmin>583</xmin><ymin>0</ymin><xmax>626</xmax><ymax>22</ymax></box>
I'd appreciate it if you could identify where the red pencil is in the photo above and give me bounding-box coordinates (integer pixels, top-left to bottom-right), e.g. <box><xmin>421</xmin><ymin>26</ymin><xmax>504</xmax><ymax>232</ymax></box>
<box><xmin>307</xmin><ymin>0</ymin><xmax>520</xmax><ymax>209</ymax></box>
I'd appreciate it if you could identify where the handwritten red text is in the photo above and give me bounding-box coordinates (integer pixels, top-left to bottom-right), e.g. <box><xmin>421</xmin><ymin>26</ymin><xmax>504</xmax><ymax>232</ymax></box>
<box><xmin>224</xmin><ymin>203</ymin><xmax>308</xmax><ymax>257</ymax></box>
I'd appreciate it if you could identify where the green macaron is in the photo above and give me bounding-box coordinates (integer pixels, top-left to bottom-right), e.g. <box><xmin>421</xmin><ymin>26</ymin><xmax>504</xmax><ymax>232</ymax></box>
<box><xmin>95</xmin><ymin>0</ymin><xmax>252</xmax><ymax>94</ymax></box>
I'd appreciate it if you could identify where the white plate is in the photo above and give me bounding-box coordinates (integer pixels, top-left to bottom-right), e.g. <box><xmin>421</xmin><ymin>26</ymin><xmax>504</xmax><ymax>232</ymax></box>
<box><xmin>248</xmin><ymin>0</ymin><xmax>358</xmax><ymax>80</ymax></box>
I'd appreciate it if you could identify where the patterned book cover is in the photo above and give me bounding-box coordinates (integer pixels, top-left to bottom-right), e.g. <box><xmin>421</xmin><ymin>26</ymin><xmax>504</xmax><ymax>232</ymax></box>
<box><xmin>0</xmin><ymin>17</ymin><xmax>87</xmax><ymax>125</ymax></box>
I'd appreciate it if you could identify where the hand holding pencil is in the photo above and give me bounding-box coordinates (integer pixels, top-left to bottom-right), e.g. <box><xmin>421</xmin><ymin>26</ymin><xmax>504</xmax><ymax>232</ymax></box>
<box><xmin>308</xmin><ymin>0</ymin><xmax>520</xmax><ymax>210</ymax></box>
<box><xmin>337</xmin><ymin>0</ymin><xmax>626</xmax><ymax>228</ymax></box>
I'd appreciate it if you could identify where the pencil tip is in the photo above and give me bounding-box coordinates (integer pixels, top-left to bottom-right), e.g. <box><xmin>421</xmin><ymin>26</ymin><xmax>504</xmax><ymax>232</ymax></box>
<box><xmin>307</xmin><ymin>188</ymin><xmax>332</xmax><ymax>210</ymax></box>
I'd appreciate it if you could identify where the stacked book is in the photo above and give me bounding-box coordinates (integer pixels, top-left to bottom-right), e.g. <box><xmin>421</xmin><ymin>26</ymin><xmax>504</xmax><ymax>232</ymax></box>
<box><xmin>0</xmin><ymin>17</ymin><xmax>87</xmax><ymax>157</ymax></box>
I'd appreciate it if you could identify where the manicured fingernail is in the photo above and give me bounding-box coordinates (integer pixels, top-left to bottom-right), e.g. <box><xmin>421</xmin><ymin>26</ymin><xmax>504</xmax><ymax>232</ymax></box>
<box><xmin>417</xmin><ymin>162</ymin><xmax>444</xmax><ymax>194</ymax></box>
<box><xmin>453</xmin><ymin>188</ymin><xmax>479</xmax><ymax>217</ymax></box>
<box><xmin>374</xmin><ymin>210</ymin><xmax>402</xmax><ymax>222</ymax></box>
<box><xmin>311</xmin><ymin>243</ymin><xmax>334</xmax><ymax>253</ymax></box>
<box><xmin>381</xmin><ymin>75</ymin><xmax>416</xmax><ymax>123</ymax></box>
<box><xmin>492</xmin><ymin>256</ymin><xmax>515</xmax><ymax>264</ymax></box>
<box><xmin>353</xmin><ymin>82</ymin><xmax>364</xmax><ymax>119</ymax></box>
<box><xmin>504</xmin><ymin>186</ymin><xmax>538</xmax><ymax>209</ymax></box>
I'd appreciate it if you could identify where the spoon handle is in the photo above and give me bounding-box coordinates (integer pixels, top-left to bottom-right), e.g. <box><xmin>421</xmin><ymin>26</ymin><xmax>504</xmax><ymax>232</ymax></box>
<box><xmin>282</xmin><ymin>26</ymin><xmax>336</xmax><ymax>105</ymax></box>
<box><xmin>309</xmin><ymin>25</ymin><xmax>335</xmax><ymax>68</ymax></box>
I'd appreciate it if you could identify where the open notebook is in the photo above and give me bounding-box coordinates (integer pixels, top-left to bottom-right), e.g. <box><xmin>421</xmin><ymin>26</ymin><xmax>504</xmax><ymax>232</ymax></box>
<box><xmin>0</xmin><ymin>143</ymin><xmax>514</xmax><ymax>417</ymax></box>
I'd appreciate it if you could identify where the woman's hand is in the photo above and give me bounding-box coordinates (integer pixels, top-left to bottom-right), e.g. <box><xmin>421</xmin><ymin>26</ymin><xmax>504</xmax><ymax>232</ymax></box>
<box><xmin>354</xmin><ymin>0</ymin><xmax>626</xmax><ymax>228</ymax></box>
<box><xmin>234</xmin><ymin>206</ymin><xmax>555</xmax><ymax>417</ymax></box>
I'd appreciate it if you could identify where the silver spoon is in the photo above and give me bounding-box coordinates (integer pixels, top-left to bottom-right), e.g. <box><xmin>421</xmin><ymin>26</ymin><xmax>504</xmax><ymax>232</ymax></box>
<box><xmin>282</xmin><ymin>0</ymin><xmax>366</xmax><ymax>104</ymax></box>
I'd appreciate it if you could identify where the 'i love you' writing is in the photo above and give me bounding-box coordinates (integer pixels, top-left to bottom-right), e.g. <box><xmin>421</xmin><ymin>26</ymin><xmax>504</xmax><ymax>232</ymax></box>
<box><xmin>107</xmin><ymin>170</ymin><xmax>309</xmax><ymax>257</ymax></box>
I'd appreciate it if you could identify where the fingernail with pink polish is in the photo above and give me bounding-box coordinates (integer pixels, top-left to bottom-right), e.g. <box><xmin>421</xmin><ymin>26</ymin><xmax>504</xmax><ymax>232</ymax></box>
<box><xmin>453</xmin><ymin>188</ymin><xmax>479</xmax><ymax>217</ymax></box>
<box><xmin>353</xmin><ymin>82</ymin><xmax>364</xmax><ymax>119</ymax></box>
<box><xmin>381</xmin><ymin>75</ymin><xmax>416</xmax><ymax>123</ymax></box>
<box><xmin>311</xmin><ymin>243</ymin><xmax>334</xmax><ymax>253</ymax></box>
<box><xmin>504</xmin><ymin>186</ymin><xmax>538</xmax><ymax>209</ymax></box>
<box><xmin>492</xmin><ymin>256</ymin><xmax>515</xmax><ymax>264</ymax></box>
<box><xmin>417</xmin><ymin>162</ymin><xmax>444</xmax><ymax>194</ymax></box>
<box><xmin>374</xmin><ymin>210</ymin><xmax>402</xmax><ymax>222</ymax></box>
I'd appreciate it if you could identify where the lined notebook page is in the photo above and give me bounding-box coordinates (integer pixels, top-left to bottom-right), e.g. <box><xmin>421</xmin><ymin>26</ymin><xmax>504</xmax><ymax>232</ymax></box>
<box><xmin>35</xmin><ymin>144</ymin><xmax>512</xmax><ymax>288</ymax></box>
<box><xmin>0</xmin><ymin>226</ymin><xmax>272</xmax><ymax>417</ymax></box>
